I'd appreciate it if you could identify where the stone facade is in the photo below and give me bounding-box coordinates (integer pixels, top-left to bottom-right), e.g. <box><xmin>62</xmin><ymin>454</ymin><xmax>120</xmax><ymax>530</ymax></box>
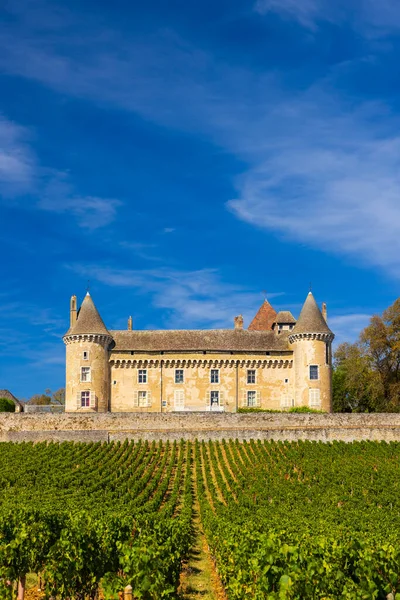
<box><xmin>63</xmin><ymin>292</ymin><xmax>334</xmax><ymax>413</ymax></box>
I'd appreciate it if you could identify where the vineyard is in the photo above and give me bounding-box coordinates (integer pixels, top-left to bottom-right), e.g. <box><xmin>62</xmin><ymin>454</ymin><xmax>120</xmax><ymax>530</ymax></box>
<box><xmin>1</xmin><ymin>439</ymin><xmax>400</xmax><ymax>599</ymax></box>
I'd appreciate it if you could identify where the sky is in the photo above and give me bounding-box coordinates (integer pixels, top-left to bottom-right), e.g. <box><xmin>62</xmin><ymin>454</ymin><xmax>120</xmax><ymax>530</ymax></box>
<box><xmin>1</xmin><ymin>0</ymin><xmax>400</xmax><ymax>398</ymax></box>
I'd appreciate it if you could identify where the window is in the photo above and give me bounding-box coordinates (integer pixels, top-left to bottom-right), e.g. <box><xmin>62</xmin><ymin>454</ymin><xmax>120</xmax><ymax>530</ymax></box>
<box><xmin>175</xmin><ymin>369</ymin><xmax>184</xmax><ymax>384</ymax></box>
<box><xmin>81</xmin><ymin>367</ymin><xmax>91</xmax><ymax>382</ymax></box>
<box><xmin>326</xmin><ymin>342</ymin><xmax>331</xmax><ymax>365</ymax></box>
<box><xmin>174</xmin><ymin>390</ymin><xmax>185</xmax><ymax>410</ymax></box>
<box><xmin>138</xmin><ymin>391</ymin><xmax>148</xmax><ymax>407</ymax></box>
<box><xmin>210</xmin><ymin>369</ymin><xmax>219</xmax><ymax>384</ymax></box>
<box><xmin>138</xmin><ymin>369</ymin><xmax>147</xmax><ymax>384</ymax></box>
<box><xmin>81</xmin><ymin>390</ymin><xmax>90</xmax><ymax>407</ymax></box>
<box><xmin>247</xmin><ymin>390</ymin><xmax>256</xmax><ymax>407</ymax></box>
<box><xmin>247</xmin><ymin>369</ymin><xmax>256</xmax><ymax>384</ymax></box>
<box><xmin>82</xmin><ymin>351</ymin><xmax>89</xmax><ymax>360</ymax></box>
<box><xmin>284</xmin><ymin>378</ymin><xmax>289</xmax><ymax>384</ymax></box>
<box><xmin>309</xmin><ymin>388</ymin><xmax>321</xmax><ymax>408</ymax></box>
<box><xmin>210</xmin><ymin>391</ymin><xmax>219</xmax><ymax>406</ymax></box>
<box><xmin>309</xmin><ymin>365</ymin><xmax>319</xmax><ymax>380</ymax></box>
<box><xmin>280</xmin><ymin>395</ymin><xmax>293</xmax><ymax>408</ymax></box>
<box><xmin>134</xmin><ymin>390</ymin><xmax>152</xmax><ymax>408</ymax></box>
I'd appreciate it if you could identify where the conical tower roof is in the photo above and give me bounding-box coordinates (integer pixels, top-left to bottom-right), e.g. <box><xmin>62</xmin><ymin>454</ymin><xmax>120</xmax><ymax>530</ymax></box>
<box><xmin>248</xmin><ymin>300</ymin><xmax>277</xmax><ymax>331</ymax></box>
<box><xmin>291</xmin><ymin>292</ymin><xmax>333</xmax><ymax>336</ymax></box>
<box><xmin>68</xmin><ymin>293</ymin><xmax>110</xmax><ymax>336</ymax></box>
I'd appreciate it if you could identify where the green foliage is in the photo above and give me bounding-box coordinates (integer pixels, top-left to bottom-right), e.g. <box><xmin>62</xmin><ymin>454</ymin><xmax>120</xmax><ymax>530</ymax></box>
<box><xmin>2</xmin><ymin>439</ymin><xmax>400</xmax><ymax>598</ymax></box>
<box><xmin>0</xmin><ymin>397</ymin><xmax>15</xmax><ymax>412</ymax></box>
<box><xmin>237</xmin><ymin>407</ymin><xmax>325</xmax><ymax>414</ymax></box>
<box><xmin>333</xmin><ymin>297</ymin><xmax>400</xmax><ymax>412</ymax></box>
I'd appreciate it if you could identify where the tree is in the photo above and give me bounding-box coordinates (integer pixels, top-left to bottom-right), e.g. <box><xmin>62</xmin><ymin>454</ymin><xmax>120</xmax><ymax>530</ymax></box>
<box><xmin>333</xmin><ymin>298</ymin><xmax>400</xmax><ymax>412</ymax></box>
<box><xmin>0</xmin><ymin>397</ymin><xmax>16</xmax><ymax>412</ymax></box>
<box><xmin>52</xmin><ymin>388</ymin><xmax>65</xmax><ymax>405</ymax></box>
<box><xmin>27</xmin><ymin>394</ymin><xmax>52</xmax><ymax>406</ymax></box>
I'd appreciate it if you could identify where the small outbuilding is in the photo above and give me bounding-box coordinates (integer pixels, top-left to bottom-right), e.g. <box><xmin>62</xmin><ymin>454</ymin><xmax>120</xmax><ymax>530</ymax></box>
<box><xmin>0</xmin><ymin>390</ymin><xmax>24</xmax><ymax>412</ymax></box>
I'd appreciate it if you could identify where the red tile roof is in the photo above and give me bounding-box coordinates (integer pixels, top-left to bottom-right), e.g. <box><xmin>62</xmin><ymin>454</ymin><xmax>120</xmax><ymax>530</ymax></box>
<box><xmin>248</xmin><ymin>300</ymin><xmax>277</xmax><ymax>331</ymax></box>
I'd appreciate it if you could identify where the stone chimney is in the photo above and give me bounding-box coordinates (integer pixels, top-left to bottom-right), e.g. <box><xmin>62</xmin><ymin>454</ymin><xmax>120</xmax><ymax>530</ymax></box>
<box><xmin>128</xmin><ymin>316</ymin><xmax>133</xmax><ymax>331</ymax></box>
<box><xmin>234</xmin><ymin>315</ymin><xmax>244</xmax><ymax>330</ymax></box>
<box><xmin>70</xmin><ymin>295</ymin><xmax>77</xmax><ymax>328</ymax></box>
<box><xmin>322</xmin><ymin>302</ymin><xmax>327</xmax><ymax>323</ymax></box>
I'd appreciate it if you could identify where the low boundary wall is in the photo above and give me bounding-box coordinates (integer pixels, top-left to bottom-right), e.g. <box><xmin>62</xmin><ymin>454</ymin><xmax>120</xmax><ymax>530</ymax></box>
<box><xmin>2</xmin><ymin>413</ymin><xmax>400</xmax><ymax>442</ymax></box>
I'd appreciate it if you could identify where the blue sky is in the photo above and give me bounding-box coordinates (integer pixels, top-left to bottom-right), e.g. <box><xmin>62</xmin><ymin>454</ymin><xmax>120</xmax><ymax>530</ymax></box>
<box><xmin>1</xmin><ymin>0</ymin><xmax>400</xmax><ymax>399</ymax></box>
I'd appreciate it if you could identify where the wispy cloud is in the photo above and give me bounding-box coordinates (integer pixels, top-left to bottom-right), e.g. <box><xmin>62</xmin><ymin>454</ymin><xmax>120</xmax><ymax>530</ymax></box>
<box><xmin>2</xmin><ymin>4</ymin><xmax>400</xmax><ymax>275</ymax></box>
<box><xmin>254</xmin><ymin>0</ymin><xmax>400</xmax><ymax>34</ymax></box>
<box><xmin>68</xmin><ymin>264</ymin><xmax>285</xmax><ymax>328</ymax></box>
<box><xmin>329</xmin><ymin>313</ymin><xmax>371</xmax><ymax>345</ymax></box>
<box><xmin>0</xmin><ymin>115</ymin><xmax>120</xmax><ymax>229</ymax></box>
<box><xmin>0</xmin><ymin>116</ymin><xmax>36</xmax><ymax>195</ymax></box>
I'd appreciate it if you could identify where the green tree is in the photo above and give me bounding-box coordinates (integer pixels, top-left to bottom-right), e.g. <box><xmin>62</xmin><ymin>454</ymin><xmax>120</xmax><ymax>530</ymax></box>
<box><xmin>333</xmin><ymin>298</ymin><xmax>400</xmax><ymax>412</ymax></box>
<box><xmin>27</xmin><ymin>394</ymin><xmax>52</xmax><ymax>406</ymax></box>
<box><xmin>0</xmin><ymin>398</ymin><xmax>16</xmax><ymax>412</ymax></box>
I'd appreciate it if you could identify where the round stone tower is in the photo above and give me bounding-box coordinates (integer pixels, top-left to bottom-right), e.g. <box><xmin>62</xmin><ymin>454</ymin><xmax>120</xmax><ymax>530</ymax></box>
<box><xmin>288</xmin><ymin>292</ymin><xmax>334</xmax><ymax>412</ymax></box>
<box><xmin>63</xmin><ymin>292</ymin><xmax>113</xmax><ymax>413</ymax></box>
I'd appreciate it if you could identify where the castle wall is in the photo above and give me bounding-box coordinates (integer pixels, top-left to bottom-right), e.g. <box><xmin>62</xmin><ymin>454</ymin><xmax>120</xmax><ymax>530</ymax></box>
<box><xmin>109</xmin><ymin>352</ymin><xmax>294</xmax><ymax>412</ymax></box>
<box><xmin>3</xmin><ymin>412</ymin><xmax>400</xmax><ymax>442</ymax></box>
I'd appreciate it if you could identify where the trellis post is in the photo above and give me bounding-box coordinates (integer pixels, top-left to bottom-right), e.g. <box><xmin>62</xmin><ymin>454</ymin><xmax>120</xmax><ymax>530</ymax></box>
<box><xmin>124</xmin><ymin>584</ymin><xmax>133</xmax><ymax>600</ymax></box>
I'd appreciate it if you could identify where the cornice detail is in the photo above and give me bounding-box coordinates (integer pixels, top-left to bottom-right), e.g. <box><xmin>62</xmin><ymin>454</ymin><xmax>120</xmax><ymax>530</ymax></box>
<box><xmin>63</xmin><ymin>333</ymin><xmax>113</xmax><ymax>347</ymax></box>
<box><xmin>110</xmin><ymin>358</ymin><xmax>293</xmax><ymax>369</ymax></box>
<box><xmin>288</xmin><ymin>332</ymin><xmax>334</xmax><ymax>344</ymax></box>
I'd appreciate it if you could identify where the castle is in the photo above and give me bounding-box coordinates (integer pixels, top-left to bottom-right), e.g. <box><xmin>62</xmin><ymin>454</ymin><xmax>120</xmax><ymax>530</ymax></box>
<box><xmin>63</xmin><ymin>291</ymin><xmax>334</xmax><ymax>413</ymax></box>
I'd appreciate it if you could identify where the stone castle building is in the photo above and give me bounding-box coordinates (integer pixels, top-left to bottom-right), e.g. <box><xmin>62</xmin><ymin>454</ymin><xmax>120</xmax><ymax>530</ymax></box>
<box><xmin>63</xmin><ymin>291</ymin><xmax>334</xmax><ymax>413</ymax></box>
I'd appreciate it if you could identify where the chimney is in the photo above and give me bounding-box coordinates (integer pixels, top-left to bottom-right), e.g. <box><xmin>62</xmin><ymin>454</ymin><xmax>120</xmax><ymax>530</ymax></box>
<box><xmin>234</xmin><ymin>315</ymin><xmax>244</xmax><ymax>330</ymax></box>
<box><xmin>70</xmin><ymin>295</ymin><xmax>77</xmax><ymax>328</ymax></box>
<box><xmin>128</xmin><ymin>316</ymin><xmax>133</xmax><ymax>331</ymax></box>
<box><xmin>322</xmin><ymin>302</ymin><xmax>327</xmax><ymax>323</ymax></box>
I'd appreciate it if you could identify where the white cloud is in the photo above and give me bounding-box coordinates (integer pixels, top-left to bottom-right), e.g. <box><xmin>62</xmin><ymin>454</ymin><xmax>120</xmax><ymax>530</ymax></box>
<box><xmin>0</xmin><ymin>116</ymin><xmax>36</xmax><ymax>195</ymax></box>
<box><xmin>2</xmin><ymin>6</ymin><xmax>400</xmax><ymax>275</ymax></box>
<box><xmin>68</xmin><ymin>264</ymin><xmax>285</xmax><ymax>329</ymax></box>
<box><xmin>0</xmin><ymin>116</ymin><xmax>120</xmax><ymax>229</ymax></box>
<box><xmin>254</xmin><ymin>0</ymin><xmax>400</xmax><ymax>34</ymax></box>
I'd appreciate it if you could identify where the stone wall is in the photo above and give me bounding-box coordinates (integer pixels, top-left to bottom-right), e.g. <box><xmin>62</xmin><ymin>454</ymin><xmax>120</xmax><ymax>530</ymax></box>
<box><xmin>2</xmin><ymin>412</ymin><xmax>400</xmax><ymax>443</ymax></box>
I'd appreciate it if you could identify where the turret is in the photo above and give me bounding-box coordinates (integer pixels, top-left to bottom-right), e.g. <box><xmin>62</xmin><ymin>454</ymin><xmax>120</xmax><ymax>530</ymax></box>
<box><xmin>288</xmin><ymin>292</ymin><xmax>334</xmax><ymax>412</ymax></box>
<box><xmin>63</xmin><ymin>293</ymin><xmax>113</xmax><ymax>412</ymax></box>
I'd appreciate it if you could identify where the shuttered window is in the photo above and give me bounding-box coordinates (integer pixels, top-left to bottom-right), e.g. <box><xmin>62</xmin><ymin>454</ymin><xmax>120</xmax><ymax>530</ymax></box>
<box><xmin>309</xmin><ymin>389</ymin><xmax>321</xmax><ymax>408</ymax></box>
<box><xmin>133</xmin><ymin>390</ymin><xmax>152</xmax><ymax>408</ymax></box>
<box><xmin>174</xmin><ymin>390</ymin><xmax>185</xmax><ymax>409</ymax></box>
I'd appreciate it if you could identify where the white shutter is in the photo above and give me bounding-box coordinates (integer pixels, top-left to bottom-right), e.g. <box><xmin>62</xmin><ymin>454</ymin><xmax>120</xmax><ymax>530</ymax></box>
<box><xmin>174</xmin><ymin>390</ymin><xmax>185</xmax><ymax>409</ymax></box>
<box><xmin>309</xmin><ymin>389</ymin><xmax>321</xmax><ymax>408</ymax></box>
<box><xmin>242</xmin><ymin>390</ymin><xmax>247</xmax><ymax>407</ymax></box>
<box><xmin>76</xmin><ymin>392</ymin><xmax>81</xmax><ymax>409</ymax></box>
<box><xmin>134</xmin><ymin>391</ymin><xmax>139</xmax><ymax>407</ymax></box>
<box><xmin>89</xmin><ymin>391</ymin><xmax>96</xmax><ymax>408</ymax></box>
<box><xmin>206</xmin><ymin>391</ymin><xmax>211</xmax><ymax>407</ymax></box>
<box><xmin>256</xmin><ymin>391</ymin><xmax>261</xmax><ymax>408</ymax></box>
<box><xmin>147</xmin><ymin>391</ymin><xmax>152</xmax><ymax>408</ymax></box>
<box><xmin>219</xmin><ymin>392</ymin><xmax>224</xmax><ymax>406</ymax></box>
